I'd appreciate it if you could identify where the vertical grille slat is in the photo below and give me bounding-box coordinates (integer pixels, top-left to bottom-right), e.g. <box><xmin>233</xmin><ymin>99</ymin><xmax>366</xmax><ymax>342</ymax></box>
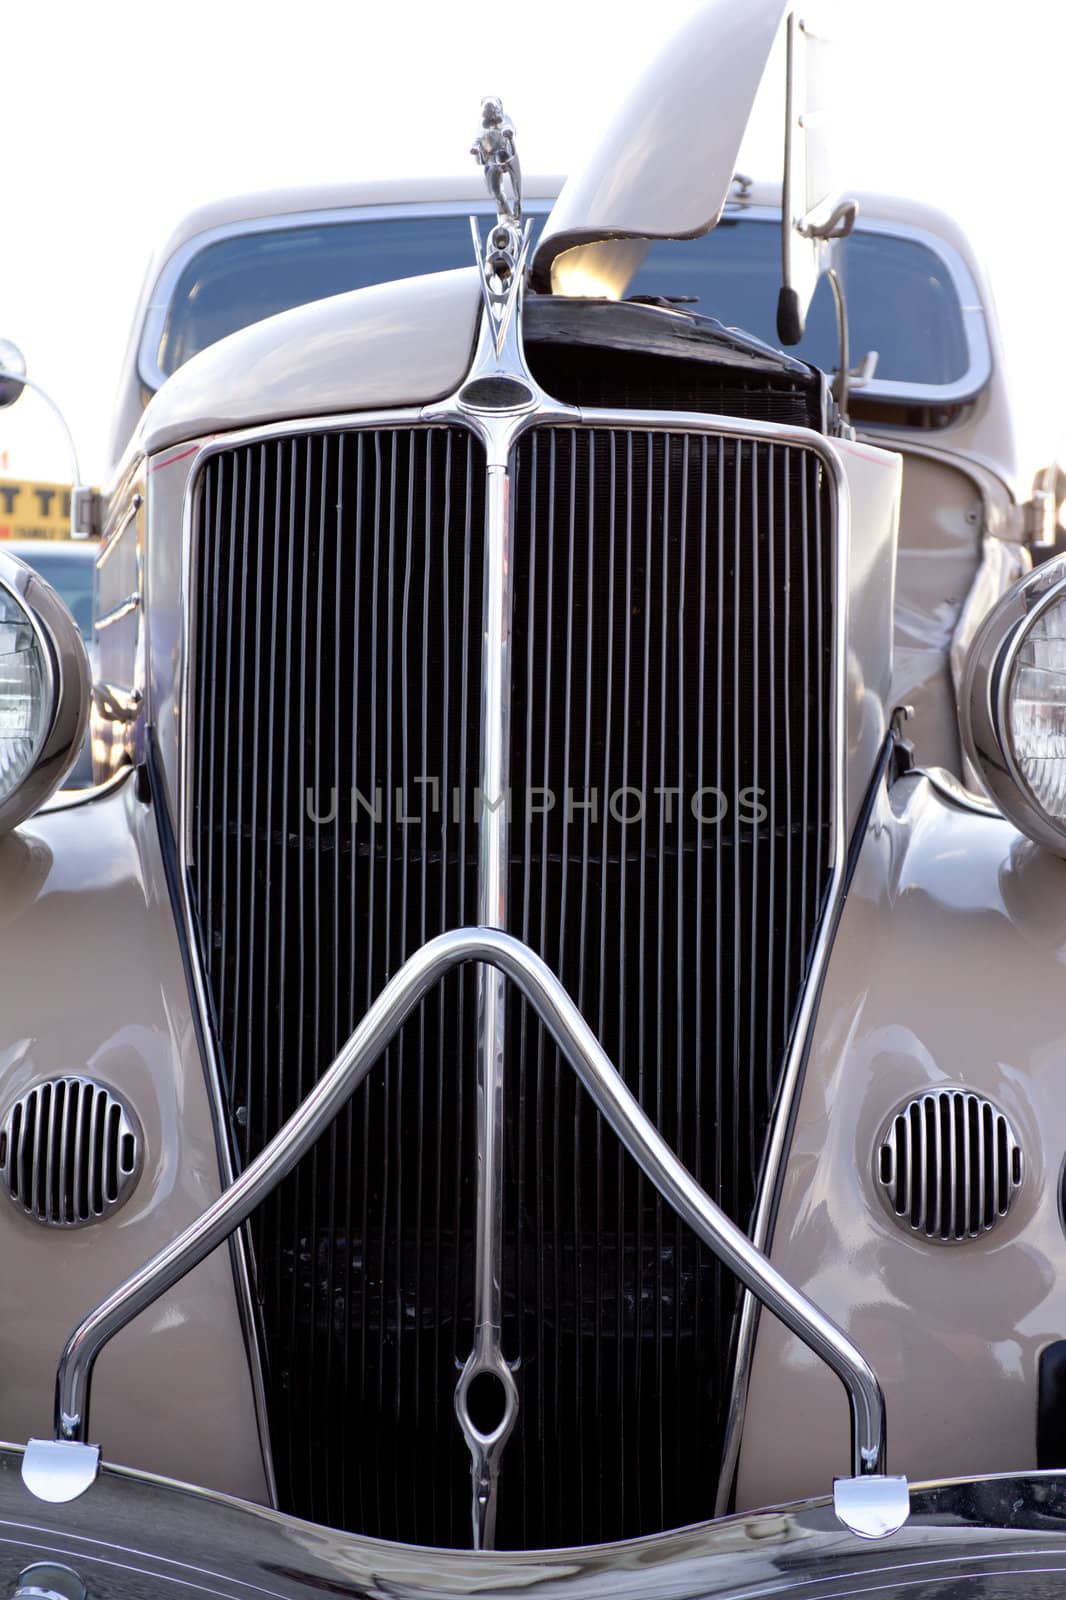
<box><xmin>427</xmin><ymin>433</ymin><xmax>443</xmax><ymax>1528</ymax></box>
<box><xmin>780</xmin><ymin>453</ymin><xmax>791</xmax><ymax>1058</ymax></box>
<box><xmin>190</xmin><ymin>419</ymin><xmax>834</xmax><ymax>1551</ymax></box>
<box><xmin>798</xmin><ymin>452</ymin><xmax>812</xmax><ymax>972</ymax></box>
<box><xmin>731</xmin><ymin>441</ymin><xmax>744</xmax><ymax>1208</ymax></box>
<box><xmin>230</xmin><ymin>450</ymin><xmax>251</xmax><ymax>1112</ymax></box>
<box><xmin>381</xmin><ymin>434</ymin><xmax>399</xmax><ymax>1535</ymax></box>
<box><xmin>294</xmin><ymin>436</ymin><xmax>312</xmax><ymax>1510</ymax></box>
<box><xmin>218</xmin><ymin>461</ymin><xmax>239</xmax><ymax>1077</ymax></box>
<box><xmin>29</xmin><ymin>1077</ymin><xmax>44</xmax><ymax>1216</ymax></box>
<box><xmin>813</xmin><ymin>462</ymin><xmax>827</xmax><ymax>971</ymax></box>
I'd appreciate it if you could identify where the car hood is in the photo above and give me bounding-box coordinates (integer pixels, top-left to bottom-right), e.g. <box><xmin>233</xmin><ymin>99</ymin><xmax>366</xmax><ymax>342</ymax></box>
<box><xmin>135</xmin><ymin>0</ymin><xmax>790</xmax><ymax>461</ymax></box>
<box><xmin>530</xmin><ymin>0</ymin><xmax>789</xmax><ymax>297</ymax></box>
<box><xmin>137</xmin><ymin>266</ymin><xmax>482</xmax><ymax>460</ymax></box>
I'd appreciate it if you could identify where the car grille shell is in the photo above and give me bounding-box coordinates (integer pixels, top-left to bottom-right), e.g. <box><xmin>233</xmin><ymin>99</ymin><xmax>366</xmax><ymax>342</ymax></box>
<box><xmin>188</xmin><ymin>416</ymin><xmax>835</xmax><ymax>1547</ymax></box>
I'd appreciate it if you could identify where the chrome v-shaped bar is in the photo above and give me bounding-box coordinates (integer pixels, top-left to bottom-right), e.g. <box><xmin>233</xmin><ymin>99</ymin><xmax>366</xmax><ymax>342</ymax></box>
<box><xmin>22</xmin><ymin>927</ymin><xmax>905</xmax><ymax>1541</ymax></box>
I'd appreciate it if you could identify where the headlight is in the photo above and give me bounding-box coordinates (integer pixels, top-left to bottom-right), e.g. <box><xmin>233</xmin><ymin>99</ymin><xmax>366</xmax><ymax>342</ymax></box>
<box><xmin>0</xmin><ymin>587</ymin><xmax>50</xmax><ymax>801</ymax></box>
<box><xmin>0</xmin><ymin>552</ymin><xmax>90</xmax><ymax>835</ymax></box>
<box><xmin>962</xmin><ymin>553</ymin><xmax>1066</xmax><ymax>855</ymax></box>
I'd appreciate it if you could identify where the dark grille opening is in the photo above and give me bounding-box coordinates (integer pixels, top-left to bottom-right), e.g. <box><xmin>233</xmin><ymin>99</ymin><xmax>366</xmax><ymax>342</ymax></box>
<box><xmin>522</xmin><ymin>296</ymin><xmax>826</xmax><ymax>429</ymax></box>
<box><xmin>528</xmin><ymin>343</ymin><xmax>823</xmax><ymax>427</ymax></box>
<box><xmin>189</xmin><ymin>418</ymin><xmax>834</xmax><ymax>1549</ymax></box>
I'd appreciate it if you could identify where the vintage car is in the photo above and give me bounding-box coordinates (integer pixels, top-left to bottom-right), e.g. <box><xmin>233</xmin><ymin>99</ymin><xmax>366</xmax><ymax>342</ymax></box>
<box><xmin>4</xmin><ymin>1</ymin><xmax>1066</xmax><ymax>1595</ymax></box>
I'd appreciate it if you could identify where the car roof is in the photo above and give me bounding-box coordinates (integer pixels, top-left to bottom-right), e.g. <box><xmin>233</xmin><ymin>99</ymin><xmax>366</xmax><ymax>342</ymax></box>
<box><xmin>146</xmin><ymin>174</ymin><xmax>567</xmax><ymax>269</ymax></box>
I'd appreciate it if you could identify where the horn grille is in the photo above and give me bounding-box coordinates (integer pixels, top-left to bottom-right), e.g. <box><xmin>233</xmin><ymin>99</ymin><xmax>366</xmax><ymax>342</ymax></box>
<box><xmin>0</xmin><ymin>1077</ymin><xmax>141</xmax><ymax>1227</ymax></box>
<box><xmin>875</xmin><ymin>1089</ymin><xmax>1023</xmax><ymax>1242</ymax></box>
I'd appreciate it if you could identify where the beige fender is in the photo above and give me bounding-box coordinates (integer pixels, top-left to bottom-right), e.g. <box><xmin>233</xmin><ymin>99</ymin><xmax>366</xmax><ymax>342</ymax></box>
<box><xmin>736</xmin><ymin>771</ymin><xmax>1066</xmax><ymax>1508</ymax></box>
<box><xmin>0</xmin><ymin>778</ymin><xmax>268</xmax><ymax>1501</ymax></box>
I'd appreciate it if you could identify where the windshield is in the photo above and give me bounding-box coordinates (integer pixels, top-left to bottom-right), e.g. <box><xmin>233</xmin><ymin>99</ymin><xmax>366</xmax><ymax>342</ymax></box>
<box><xmin>628</xmin><ymin>220</ymin><xmax>970</xmax><ymax>386</ymax></box>
<box><xmin>156</xmin><ymin>212</ymin><xmax>972</xmax><ymax>390</ymax></box>
<box><xmin>157</xmin><ymin>215</ymin><xmax>488</xmax><ymax>377</ymax></box>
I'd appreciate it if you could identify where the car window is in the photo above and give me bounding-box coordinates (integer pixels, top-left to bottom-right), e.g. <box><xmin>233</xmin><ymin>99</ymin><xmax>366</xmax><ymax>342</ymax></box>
<box><xmin>157</xmin><ymin>213</ymin><xmax>972</xmax><ymax>390</ymax></box>
<box><xmin>627</xmin><ymin>218</ymin><xmax>971</xmax><ymax>385</ymax></box>
<box><xmin>18</xmin><ymin>549</ymin><xmax>94</xmax><ymax>641</ymax></box>
<box><xmin>156</xmin><ymin>215</ymin><xmax>490</xmax><ymax>377</ymax></box>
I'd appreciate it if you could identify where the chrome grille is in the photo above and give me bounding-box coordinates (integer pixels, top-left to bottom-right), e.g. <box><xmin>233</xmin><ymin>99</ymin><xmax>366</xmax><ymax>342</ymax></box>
<box><xmin>0</xmin><ymin>1077</ymin><xmax>141</xmax><ymax>1227</ymax></box>
<box><xmin>188</xmin><ymin>418</ymin><xmax>835</xmax><ymax>1548</ymax></box>
<box><xmin>876</xmin><ymin>1089</ymin><xmax>1024</xmax><ymax>1241</ymax></box>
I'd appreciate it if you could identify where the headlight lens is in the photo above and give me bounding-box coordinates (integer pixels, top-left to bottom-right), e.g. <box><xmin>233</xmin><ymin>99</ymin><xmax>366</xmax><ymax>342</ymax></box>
<box><xmin>1007</xmin><ymin>594</ymin><xmax>1066</xmax><ymax>822</ymax></box>
<box><xmin>962</xmin><ymin>553</ymin><xmax>1066</xmax><ymax>855</ymax></box>
<box><xmin>0</xmin><ymin>586</ymin><xmax>49</xmax><ymax>804</ymax></box>
<box><xmin>0</xmin><ymin>552</ymin><xmax>88</xmax><ymax>835</ymax></box>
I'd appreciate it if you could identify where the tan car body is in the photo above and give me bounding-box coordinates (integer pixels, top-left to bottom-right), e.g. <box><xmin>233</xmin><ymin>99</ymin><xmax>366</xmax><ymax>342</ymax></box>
<box><xmin>0</xmin><ymin>778</ymin><xmax>266</xmax><ymax>1500</ymax></box>
<box><xmin>736</xmin><ymin>773</ymin><xmax>1066</xmax><ymax>1509</ymax></box>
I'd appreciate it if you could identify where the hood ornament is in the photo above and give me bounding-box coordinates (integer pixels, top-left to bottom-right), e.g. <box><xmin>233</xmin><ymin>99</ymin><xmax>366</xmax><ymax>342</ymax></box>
<box><xmin>467</xmin><ymin>96</ymin><xmax>532</xmax><ymax>370</ymax></box>
<box><xmin>471</xmin><ymin>95</ymin><xmax>522</xmax><ymax>228</ymax></box>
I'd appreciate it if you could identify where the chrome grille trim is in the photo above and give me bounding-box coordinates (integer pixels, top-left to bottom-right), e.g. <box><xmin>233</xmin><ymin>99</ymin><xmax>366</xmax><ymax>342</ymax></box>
<box><xmin>174</xmin><ymin>400</ymin><xmax>850</xmax><ymax>1548</ymax></box>
<box><xmin>0</xmin><ymin>1077</ymin><xmax>141</xmax><ymax>1228</ymax></box>
<box><xmin>875</xmin><ymin>1090</ymin><xmax>1024</xmax><ymax>1241</ymax></box>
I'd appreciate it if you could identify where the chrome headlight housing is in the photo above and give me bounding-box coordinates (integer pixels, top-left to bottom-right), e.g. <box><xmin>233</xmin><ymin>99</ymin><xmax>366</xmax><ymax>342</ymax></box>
<box><xmin>0</xmin><ymin>550</ymin><xmax>90</xmax><ymax>835</ymax></box>
<box><xmin>962</xmin><ymin>553</ymin><xmax>1066</xmax><ymax>855</ymax></box>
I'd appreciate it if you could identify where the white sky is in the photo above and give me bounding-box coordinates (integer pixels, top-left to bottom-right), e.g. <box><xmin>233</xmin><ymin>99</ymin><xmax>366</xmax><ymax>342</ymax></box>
<box><xmin>3</xmin><ymin>0</ymin><xmax>1064</xmax><ymax>487</ymax></box>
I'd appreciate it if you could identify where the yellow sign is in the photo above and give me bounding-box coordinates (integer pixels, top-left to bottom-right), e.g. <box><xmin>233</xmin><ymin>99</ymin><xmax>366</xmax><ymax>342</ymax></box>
<box><xmin>0</xmin><ymin>478</ymin><xmax>74</xmax><ymax>541</ymax></box>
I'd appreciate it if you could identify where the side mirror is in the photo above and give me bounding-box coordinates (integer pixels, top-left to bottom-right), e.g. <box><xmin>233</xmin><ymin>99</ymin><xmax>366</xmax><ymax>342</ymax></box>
<box><xmin>0</xmin><ymin>339</ymin><xmax>26</xmax><ymax>409</ymax></box>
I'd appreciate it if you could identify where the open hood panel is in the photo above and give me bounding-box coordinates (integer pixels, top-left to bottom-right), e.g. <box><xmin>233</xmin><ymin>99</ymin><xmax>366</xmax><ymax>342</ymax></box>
<box><xmin>530</xmin><ymin>0</ymin><xmax>789</xmax><ymax>296</ymax></box>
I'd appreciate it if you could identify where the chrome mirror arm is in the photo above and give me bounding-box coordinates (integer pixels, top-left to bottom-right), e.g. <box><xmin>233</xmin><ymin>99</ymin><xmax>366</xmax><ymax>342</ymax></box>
<box><xmin>24</xmin><ymin>926</ymin><xmax>905</xmax><ymax>1537</ymax></box>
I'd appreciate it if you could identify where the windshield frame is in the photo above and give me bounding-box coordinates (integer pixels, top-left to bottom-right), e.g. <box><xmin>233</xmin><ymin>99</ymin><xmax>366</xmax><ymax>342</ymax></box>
<box><xmin>137</xmin><ymin>198</ymin><xmax>992</xmax><ymax>408</ymax></box>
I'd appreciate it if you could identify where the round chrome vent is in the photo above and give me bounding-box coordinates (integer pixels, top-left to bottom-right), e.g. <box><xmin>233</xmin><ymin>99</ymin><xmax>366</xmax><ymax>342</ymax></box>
<box><xmin>0</xmin><ymin>1077</ymin><xmax>142</xmax><ymax>1227</ymax></box>
<box><xmin>875</xmin><ymin>1089</ymin><xmax>1023</xmax><ymax>1242</ymax></box>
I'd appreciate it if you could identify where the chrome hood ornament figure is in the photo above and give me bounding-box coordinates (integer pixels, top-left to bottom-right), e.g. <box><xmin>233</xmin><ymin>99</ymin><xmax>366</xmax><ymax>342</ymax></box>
<box><xmin>466</xmin><ymin>95</ymin><xmax>533</xmax><ymax>374</ymax></box>
<box><xmin>471</xmin><ymin>95</ymin><xmax>522</xmax><ymax>227</ymax></box>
